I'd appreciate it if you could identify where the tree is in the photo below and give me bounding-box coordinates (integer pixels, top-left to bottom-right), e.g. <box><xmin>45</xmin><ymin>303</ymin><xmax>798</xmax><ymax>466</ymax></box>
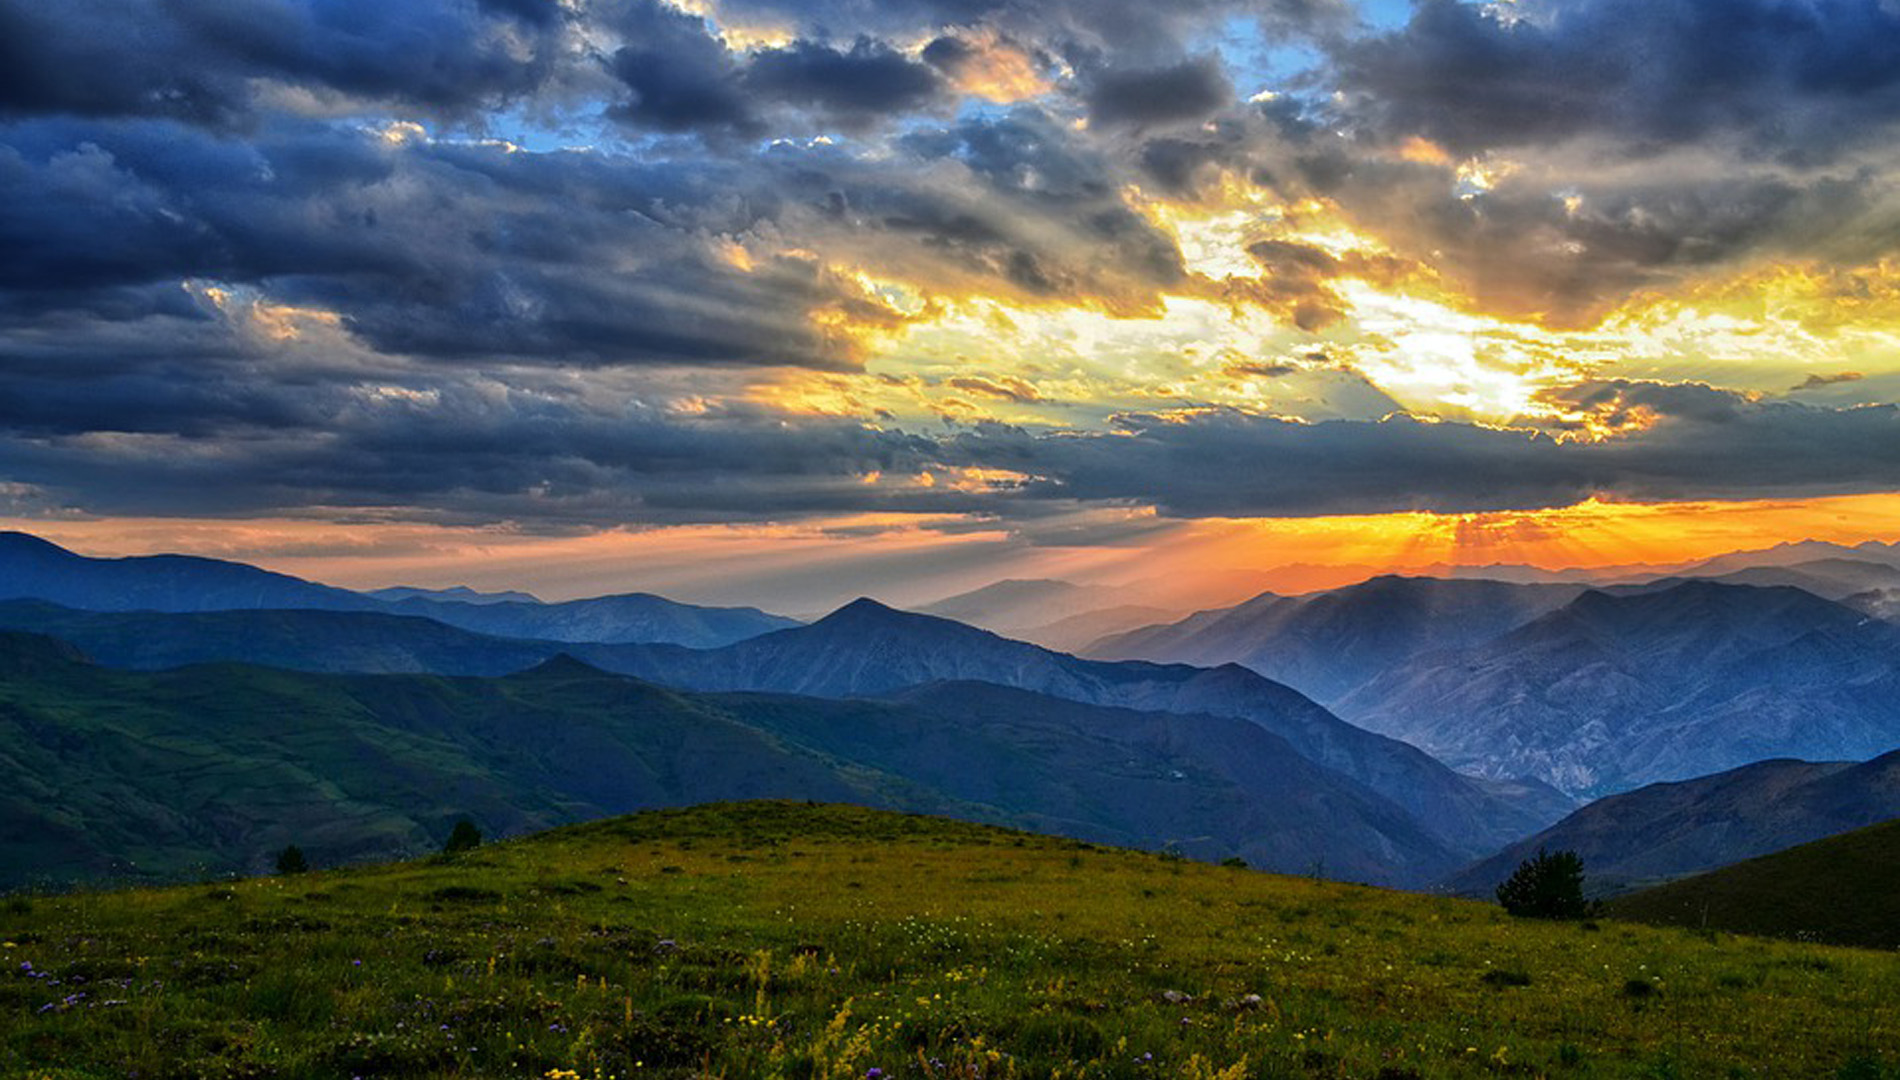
<box><xmin>1496</xmin><ymin>847</ymin><xmax>1589</xmax><ymax>918</ymax></box>
<box><xmin>443</xmin><ymin>818</ymin><xmax>483</xmax><ymax>856</ymax></box>
<box><xmin>275</xmin><ymin>844</ymin><xmax>309</xmax><ymax>875</ymax></box>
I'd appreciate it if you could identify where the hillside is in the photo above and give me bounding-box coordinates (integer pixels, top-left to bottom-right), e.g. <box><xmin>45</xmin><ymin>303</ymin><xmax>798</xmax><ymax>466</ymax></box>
<box><xmin>1608</xmin><ymin>818</ymin><xmax>1900</xmax><ymax>950</ymax></box>
<box><xmin>1</xmin><ymin>802</ymin><xmax>1894</xmax><ymax>1079</ymax></box>
<box><xmin>1445</xmin><ymin>751</ymin><xmax>1900</xmax><ymax>896</ymax></box>
<box><xmin>0</xmin><ymin>633</ymin><xmax>1459</xmax><ymax>887</ymax></box>
<box><xmin>1339</xmin><ymin>581</ymin><xmax>1900</xmax><ymax>796</ymax></box>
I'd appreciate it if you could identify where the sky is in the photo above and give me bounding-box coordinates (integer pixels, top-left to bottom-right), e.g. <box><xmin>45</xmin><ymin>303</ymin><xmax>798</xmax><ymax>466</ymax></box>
<box><xmin>6</xmin><ymin>0</ymin><xmax>1900</xmax><ymax>612</ymax></box>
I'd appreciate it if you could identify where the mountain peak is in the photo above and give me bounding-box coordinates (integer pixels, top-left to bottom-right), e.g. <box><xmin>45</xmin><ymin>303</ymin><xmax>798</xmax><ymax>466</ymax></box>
<box><xmin>512</xmin><ymin>652</ymin><xmax>613</xmax><ymax>679</ymax></box>
<box><xmin>820</xmin><ymin>596</ymin><xmax>907</xmax><ymax>622</ymax></box>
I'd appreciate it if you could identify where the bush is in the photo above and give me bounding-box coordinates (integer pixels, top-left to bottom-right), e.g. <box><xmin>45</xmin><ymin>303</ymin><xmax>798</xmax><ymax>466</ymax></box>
<box><xmin>276</xmin><ymin>844</ymin><xmax>309</xmax><ymax>875</ymax></box>
<box><xmin>443</xmin><ymin>818</ymin><xmax>483</xmax><ymax>856</ymax></box>
<box><xmin>1496</xmin><ymin>847</ymin><xmax>1589</xmax><ymax>919</ymax></box>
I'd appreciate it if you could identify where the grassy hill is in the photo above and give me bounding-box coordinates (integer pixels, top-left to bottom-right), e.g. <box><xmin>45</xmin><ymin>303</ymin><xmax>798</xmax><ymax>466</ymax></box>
<box><xmin>1607</xmin><ymin>817</ymin><xmax>1900</xmax><ymax>950</ymax></box>
<box><xmin>2</xmin><ymin>803</ymin><xmax>1896</xmax><ymax>1080</ymax></box>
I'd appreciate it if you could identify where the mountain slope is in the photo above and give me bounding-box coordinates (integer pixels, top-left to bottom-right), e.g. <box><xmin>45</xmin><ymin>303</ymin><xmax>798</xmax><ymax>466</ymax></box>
<box><xmin>1339</xmin><ymin>581</ymin><xmax>1900</xmax><ymax>796</ymax></box>
<box><xmin>587</xmin><ymin>599</ymin><xmax>1576</xmax><ymax>856</ymax></box>
<box><xmin>1088</xmin><ymin>577</ymin><xmax>1586</xmax><ymax>705</ymax></box>
<box><xmin>1607</xmin><ymin>817</ymin><xmax>1900</xmax><ymax>950</ymax></box>
<box><xmin>0</xmin><ymin>531</ymin><xmax>796</xmax><ymax>647</ymax></box>
<box><xmin>376</xmin><ymin>592</ymin><xmax>800</xmax><ymax>647</ymax></box>
<box><xmin>0</xmin><ymin>631</ymin><xmax>1459</xmax><ymax>887</ymax></box>
<box><xmin>1445</xmin><ymin>750</ymin><xmax>1900</xmax><ymax>896</ymax></box>
<box><xmin>0</xmin><ymin>600</ymin><xmax>560</xmax><ymax>675</ymax></box>
<box><xmin>0</xmin><ymin>530</ymin><xmax>374</xmax><ymax>613</ymax></box>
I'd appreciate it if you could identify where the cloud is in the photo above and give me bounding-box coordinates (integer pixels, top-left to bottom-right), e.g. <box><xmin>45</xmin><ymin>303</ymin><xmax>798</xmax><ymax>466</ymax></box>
<box><xmin>1084</xmin><ymin>55</ymin><xmax>1233</xmax><ymax>129</ymax></box>
<box><xmin>946</xmin><ymin>375</ymin><xmax>1044</xmax><ymax>403</ymax></box>
<box><xmin>1331</xmin><ymin>0</ymin><xmax>1900</xmax><ymax>161</ymax></box>
<box><xmin>743</xmin><ymin>37</ymin><xmax>946</xmax><ymax>130</ymax></box>
<box><xmin>1792</xmin><ymin>371</ymin><xmax>1866</xmax><ymax>392</ymax></box>
<box><xmin>0</xmin><ymin>0</ymin><xmax>568</xmax><ymax>128</ymax></box>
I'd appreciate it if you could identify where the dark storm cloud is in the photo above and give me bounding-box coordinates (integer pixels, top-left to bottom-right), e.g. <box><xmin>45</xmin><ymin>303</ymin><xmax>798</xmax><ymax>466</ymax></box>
<box><xmin>708</xmin><ymin>0</ymin><xmax>1348</xmax><ymax>63</ymax></box>
<box><xmin>1332</xmin><ymin>0</ymin><xmax>1900</xmax><ymax>160</ymax></box>
<box><xmin>0</xmin><ymin>118</ymin><xmax>900</xmax><ymax>369</ymax></box>
<box><xmin>1084</xmin><ymin>56</ymin><xmax>1233</xmax><ymax>129</ymax></box>
<box><xmin>743</xmin><ymin>38</ymin><xmax>945</xmax><ymax>128</ymax></box>
<box><xmin>0</xmin><ymin>0</ymin><xmax>567</xmax><ymax>128</ymax></box>
<box><xmin>602</xmin><ymin>4</ymin><xmax>948</xmax><ymax>135</ymax></box>
<box><xmin>939</xmin><ymin>387</ymin><xmax>1900</xmax><ymax>518</ymax></box>
<box><xmin>603</xmin><ymin>1</ymin><xmax>758</xmax><ymax>133</ymax></box>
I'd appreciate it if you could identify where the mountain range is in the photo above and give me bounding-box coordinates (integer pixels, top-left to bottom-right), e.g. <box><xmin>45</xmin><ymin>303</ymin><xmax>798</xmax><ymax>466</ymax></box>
<box><xmin>1339</xmin><ymin>581</ymin><xmax>1900</xmax><ymax>796</ymax></box>
<box><xmin>560</xmin><ymin>598</ymin><xmax>1576</xmax><ymax>856</ymax></box>
<box><xmin>0</xmin><ymin>531</ymin><xmax>797</xmax><ymax>647</ymax></box>
<box><xmin>0</xmin><ymin>631</ymin><xmax>1462</xmax><ymax>887</ymax></box>
<box><xmin>1086</xmin><ymin>576</ymin><xmax>1589</xmax><ymax>704</ymax></box>
<box><xmin>8</xmin><ymin>526</ymin><xmax>1900</xmax><ymax>899</ymax></box>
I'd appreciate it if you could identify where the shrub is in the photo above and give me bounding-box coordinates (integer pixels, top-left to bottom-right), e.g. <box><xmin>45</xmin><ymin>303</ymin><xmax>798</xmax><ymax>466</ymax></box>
<box><xmin>1496</xmin><ymin>847</ymin><xmax>1589</xmax><ymax>919</ymax></box>
<box><xmin>442</xmin><ymin>818</ymin><xmax>483</xmax><ymax>856</ymax></box>
<box><xmin>275</xmin><ymin>844</ymin><xmax>309</xmax><ymax>875</ymax></box>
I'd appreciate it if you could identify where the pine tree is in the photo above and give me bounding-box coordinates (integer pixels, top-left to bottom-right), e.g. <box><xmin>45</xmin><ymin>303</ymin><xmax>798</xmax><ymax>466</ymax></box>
<box><xmin>443</xmin><ymin>818</ymin><xmax>483</xmax><ymax>856</ymax></box>
<box><xmin>1496</xmin><ymin>847</ymin><xmax>1589</xmax><ymax>918</ymax></box>
<box><xmin>275</xmin><ymin>844</ymin><xmax>309</xmax><ymax>875</ymax></box>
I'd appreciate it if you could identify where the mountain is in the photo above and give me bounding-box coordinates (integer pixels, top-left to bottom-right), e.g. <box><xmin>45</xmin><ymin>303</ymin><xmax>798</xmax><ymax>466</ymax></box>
<box><xmin>0</xmin><ymin>531</ymin><xmax>796</xmax><ymax>647</ymax></box>
<box><xmin>375</xmin><ymin>592</ymin><xmax>800</xmax><ymax>648</ymax></box>
<box><xmin>0</xmin><ymin>631</ymin><xmax>1458</xmax><ymax>887</ymax></box>
<box><xmin>727</xmin><ymin>680</ymin><xmax>1460</xmax><ymax>882</ymax></box>
<box><xmin>1339</xmin><ymin>581</ymin><xmax>1900</xmax><ymax>797</ymax></box>
<box><xmin>1673</xmin><ymin>539</ymin><xmax>1900</xmax><ymax>577</ymax></box>
<box><xmin>1088</xmin><ymin>576</ymin><xmax>1587</xmax><ymax>705</ymax></box>
<box><xmin>1606</xmin><ymin>817</ymin><xmax>1900</xmax><ymax>950</ymax></box>
<box><xmin>1643</xmin><ymin>558</ymin><xmax>1900</xmax><ymax>601</ymax></box>
<box><xmin>1011</xmin><ymin>603</ymin><xmax>1183</xmax><ymax>654</ymax></box>
<box><xmin>0</xmin><ymin>530</ymin><xmax>375</xmax><ymax>613</ymax></box>
<box><xmin>1445</xmin><ymin>750</ymin><xmax>1900</xmax><ymax>897</ymax></box>
<box><xmin>913</xmin><ymin>579</ymin><xmax>1179</xmax><ymax>649</ymax></box>
<box><xmin>586</xmin><ymin>598</ymin><xmax>1576</xmax><ymax>856</ymax></box>
<box><xmin>366</xmin><ymin>584</ymin><xmax>543</xmax><ymax>605</ymax></box>
<box><xmin>0</xmin><ymin>600</ymin><xmax>563</xmax><ymax>675</ymax></box>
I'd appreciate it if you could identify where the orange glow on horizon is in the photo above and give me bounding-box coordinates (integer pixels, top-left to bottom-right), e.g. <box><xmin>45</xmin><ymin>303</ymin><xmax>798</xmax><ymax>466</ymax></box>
<box><xmin>8</xmin><ymin>491</ymin><xmax>1900</xmax><ymax>615</ymax></box>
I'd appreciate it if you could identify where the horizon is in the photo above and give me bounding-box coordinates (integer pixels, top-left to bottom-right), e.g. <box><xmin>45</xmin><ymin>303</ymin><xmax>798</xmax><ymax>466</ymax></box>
<box><xmin>4</xmin><ymin>522</ymin><xmax>1892</xmax><ymax>616</ymax></box>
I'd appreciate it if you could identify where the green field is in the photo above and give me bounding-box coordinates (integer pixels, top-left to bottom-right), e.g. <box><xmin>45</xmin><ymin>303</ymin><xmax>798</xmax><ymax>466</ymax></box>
<box><xmin>2</xmin><ymin>802</ymin><xmax>1896</xmax><ymax>1079</ymax></box>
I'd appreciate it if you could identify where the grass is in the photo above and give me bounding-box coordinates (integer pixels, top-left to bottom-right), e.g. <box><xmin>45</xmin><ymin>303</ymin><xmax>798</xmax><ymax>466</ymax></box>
<box><xmin>2</xmin><ymin>801</ymin><xmax>1897</xmax><ymax>1079</ymax></box>
<box><xmin>1606</xmin><ymin>818</ymin><xmax>1900</xmax><ymax>950</ymax></box>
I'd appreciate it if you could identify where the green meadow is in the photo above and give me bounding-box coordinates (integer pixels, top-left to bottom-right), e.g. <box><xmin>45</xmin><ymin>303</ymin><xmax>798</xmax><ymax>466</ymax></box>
<box><xmin>1</xmin><ymin>802</ymin><xmax>1895</xmax><ymax>1080</ymax></box>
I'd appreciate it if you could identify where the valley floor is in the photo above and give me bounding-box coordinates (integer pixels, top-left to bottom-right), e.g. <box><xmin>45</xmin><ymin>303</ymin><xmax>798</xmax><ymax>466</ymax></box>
<box><xmin>1</xmin><ymin>802</ymin><xmax>1895</xmax><ymax>1079</ymax></box>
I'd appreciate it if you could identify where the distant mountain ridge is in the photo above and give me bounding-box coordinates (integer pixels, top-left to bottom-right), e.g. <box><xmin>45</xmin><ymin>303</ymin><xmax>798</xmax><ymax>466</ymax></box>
<box><xmin>0</xmin><ymin>531</ymin><xmax>797</xmax><ymax>647</ymax></box>
<box><xmin>914</xmin><ymin>579</ymin><xmax>1181</xmax><ymax>651</ymax></box>
<box><xmin>1087</xmin><ymin>576</ymin><xmax>1588</xmax><ymax>705</ymax></box>
<box><xmin>367</xmin><ymin>585</ymin><xmax>543</xmax><ymax>605</ymax></box>
<box><xmin>1445</xmin><ymin>750</ymin><xmax>1900</xmax><ymax>896</ymax></box>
